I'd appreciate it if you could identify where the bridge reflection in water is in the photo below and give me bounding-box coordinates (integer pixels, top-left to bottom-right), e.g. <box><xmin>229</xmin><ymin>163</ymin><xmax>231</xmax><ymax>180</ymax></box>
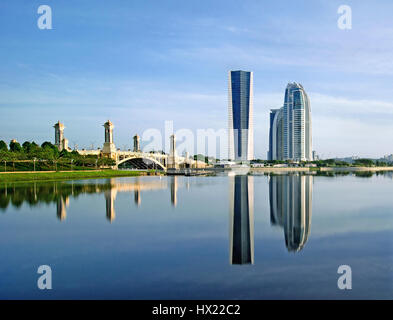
<box><xmin>1</xmin><ymin>174</ymin><xmax>313</xmax><ymax>259</ymax></box>
<box><xmin>0</xmin><ymin>178</ymin><xmax>174</xmax><ymax>223</ymax></box>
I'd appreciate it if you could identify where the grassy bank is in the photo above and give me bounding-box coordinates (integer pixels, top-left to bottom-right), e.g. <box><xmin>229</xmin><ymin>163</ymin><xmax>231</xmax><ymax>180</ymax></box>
<box><xmin>0</xmin><ymin>170</ymin><xmax>149</xmax><ymax>183</ymax></box>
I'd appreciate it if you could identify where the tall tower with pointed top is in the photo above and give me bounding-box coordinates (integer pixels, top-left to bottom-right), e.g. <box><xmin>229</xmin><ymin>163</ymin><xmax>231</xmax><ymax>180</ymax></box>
<box><xmin>103</xmin><ymin>120</ymin><xmax>117</xmax><ymax>159</ymax></box>
<box><xmin>269</xmin><ymin>83</ymin><xmax>312</xmax><ymax>161</ymax></box>
<box><xmin>53</xmin><ymin>121</ymin><xmax>69</xmax><ymax>151</ymax></box>
<box><xmin>168</xmin><ymin>134</ymin><xmax>178</xmax><ymax>169</ymax></box>
<box><xmin>283</xmin><ymin>82</ymin><xmax>312</xmax><ymax>161</ymax></box>
<box><xmin>133</xmin><ymin>134</ymin><xmax>140</xmax><ymax>152</ymax></box>
<box><xmin>54</xmin><ymin>121</ymin><xmax>64</xmax><ymax>148</ymax></box>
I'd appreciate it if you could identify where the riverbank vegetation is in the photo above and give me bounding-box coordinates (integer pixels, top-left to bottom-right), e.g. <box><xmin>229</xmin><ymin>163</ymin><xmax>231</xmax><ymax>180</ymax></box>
<box><xmin>252</xmin><ymin>158</ymin><xmax>392</xmax><ymax>168</ymax></box>
<box><xmin>0</xmin><ymin>140</ymin><xmax>115</xmax><ymax>172</ymax></box>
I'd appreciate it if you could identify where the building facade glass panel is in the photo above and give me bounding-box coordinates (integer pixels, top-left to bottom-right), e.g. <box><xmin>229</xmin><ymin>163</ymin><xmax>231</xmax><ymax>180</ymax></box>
<box><xmin>228</xmin><ymin>70</ymin><xmax>254</xmax><ymax>161</ymax></box>
<box><xmin>268</xmin><ymin>82</ymin><xmax>312</xmax><ymax>161</ymax></box>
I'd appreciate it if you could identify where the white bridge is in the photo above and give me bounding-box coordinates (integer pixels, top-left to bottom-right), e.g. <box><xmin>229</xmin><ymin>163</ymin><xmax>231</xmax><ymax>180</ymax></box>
<box><xmin>54</xmin><ymin>120</ymin><xmax>206</xmax><ymax>171</ymax></box>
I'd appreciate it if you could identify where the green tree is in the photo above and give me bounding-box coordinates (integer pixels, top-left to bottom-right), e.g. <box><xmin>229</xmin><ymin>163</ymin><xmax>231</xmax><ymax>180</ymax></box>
<box><xmin>27</xmin><ymin>142</ymin><xmax>42</xmax><ymax>159</ymax></box>
<box><xmin>194</xmin><ymin>154</ymin><xmax>205</xmax><ymax>162</ymax></box>
<box><xmin>22</xmin><ymin>141</ymin><xmax>32</xmax><ymax>152</ymax></box>
<box><xmin>354</xmin><ymin>158</ymin><xmax>374</xmax><ymax>167</ymax></box>
<box><xmin>325</xmin><ymin>159</ymin><xmax>336</xmax><ymax>166</ymax></box>
<box><xmin>70</xmin><ymin>150</ymin><xmax>80</xmax><ymax>157</ymax></box>
<box><xmin>0</xmin><ymin>140</ymin><xmax>8</xmax><ymax>151</ymax></box>
<box><xmin>97</xmin><ymin>157</ymin><xmax>115</xmax><ymax>167</ymax></box>
<box><xmin>9</xmin><ymin>140</ymin><xmax>22</xmax><ymax>152</ymax></box>
<box><xmin>41</xmin><ymin>141</ymin><xmax>59</xmax><ymax>159</ymax></box>
<box><xmin>41</xmin><ymin>141</ymin><xmax>56</xmax><ymax>150</ymax></box>
<box><xmin>59</xmin><ymin>149</ymin><xmax>70</xmax><ymax>158</ymax></box>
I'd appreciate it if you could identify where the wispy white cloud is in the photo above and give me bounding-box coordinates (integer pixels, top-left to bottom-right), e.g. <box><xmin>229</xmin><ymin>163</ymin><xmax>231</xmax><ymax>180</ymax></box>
<box><xmin>165</xmin><ymin>42</ymin><xmax>393</xmax><ymax>76</ymax></box>
<box><xmin>255</xmin><ymin>91</ymin><xmax>393</xmax><ymax>158</ymax></box>
<box><xmin>1</xmin><ymin>71</ymin><xmax>392</xmax><ymax>158</ymax></box>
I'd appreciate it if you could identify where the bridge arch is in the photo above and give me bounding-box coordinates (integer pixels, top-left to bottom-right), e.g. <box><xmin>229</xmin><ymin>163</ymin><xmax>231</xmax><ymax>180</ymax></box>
<box><xmin>117</xmin><ymin>157</ymin><xmax>166</xmax><ymax>171</ymax></box>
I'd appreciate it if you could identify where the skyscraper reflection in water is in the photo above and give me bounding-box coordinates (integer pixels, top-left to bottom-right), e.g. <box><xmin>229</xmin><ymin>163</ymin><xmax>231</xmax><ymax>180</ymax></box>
<box><xmin>269</xmin><ymin>174</ymin><xmax>313</xmax><ymax>252</ymax></box>
<box><xmin>229</xmin><ymin>175</ymin><xmax>254</xmax><ymax>265</ymax></box>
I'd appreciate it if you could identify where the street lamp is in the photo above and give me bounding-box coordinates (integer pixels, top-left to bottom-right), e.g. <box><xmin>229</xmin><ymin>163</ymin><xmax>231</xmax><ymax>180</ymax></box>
<box><xmin>33</xmin><ymin>158</ymin><xmax>36</xmax><ymax>172</ymax></box>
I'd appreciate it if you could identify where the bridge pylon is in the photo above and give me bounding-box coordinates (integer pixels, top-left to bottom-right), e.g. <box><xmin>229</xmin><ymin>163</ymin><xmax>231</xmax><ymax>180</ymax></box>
<box><xmin>103</xmin><ymin>120</ymin><xmax>117</xmax><ymax>160</ymax></box>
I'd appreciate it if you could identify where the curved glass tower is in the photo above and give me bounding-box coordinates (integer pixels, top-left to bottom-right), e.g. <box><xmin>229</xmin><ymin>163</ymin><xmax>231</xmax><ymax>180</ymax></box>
<box><xmin>268</xmin><ymin>82</ymin><xmax>312</xmax><ymax>161</ymax></box>
<box><xmin>269</xmin><ymin>108</ymin><xmax>284</xmax><ymax>160</ymax></box>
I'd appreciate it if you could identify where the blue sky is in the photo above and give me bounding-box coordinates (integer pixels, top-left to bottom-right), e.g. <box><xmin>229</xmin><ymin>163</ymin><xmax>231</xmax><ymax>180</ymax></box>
<box><xmin>0</xmin><ymin>0</ymin><xmax>392</xmax><ymax>158</ymax></box>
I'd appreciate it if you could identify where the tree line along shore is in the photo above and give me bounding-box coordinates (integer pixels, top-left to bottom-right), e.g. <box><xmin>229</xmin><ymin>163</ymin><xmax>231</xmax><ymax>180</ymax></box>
<box><xmin>0</xmin><ymin>140</ymin><xmax>116</xmax><ymax>172</ymax></box>
<box><xmin>1</xmin><ymin>139</ymin><xmax>392</xmax><ymax>183</ymax></box>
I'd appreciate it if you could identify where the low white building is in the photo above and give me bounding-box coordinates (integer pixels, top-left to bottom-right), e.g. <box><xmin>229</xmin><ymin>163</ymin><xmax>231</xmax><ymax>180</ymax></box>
<box><xmin>251</xmin><ymin>163</ymin><xmax>265</xmax><ymax>168</ymax></box>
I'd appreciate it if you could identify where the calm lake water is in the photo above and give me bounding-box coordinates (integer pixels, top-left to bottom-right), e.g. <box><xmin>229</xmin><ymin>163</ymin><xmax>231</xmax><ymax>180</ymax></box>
<box><xmin>0</xmin><ymin>172</ymin><xmax>393</xmax><ymax>299</ymax></box>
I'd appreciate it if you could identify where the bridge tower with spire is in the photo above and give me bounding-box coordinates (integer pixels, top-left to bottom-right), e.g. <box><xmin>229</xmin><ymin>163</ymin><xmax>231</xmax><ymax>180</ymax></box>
<box><xmin>133</xmin><ymin>134</ymin><xmax>140</xmax><ymax>152</ymax></box>
<box><xmin>103</xmin><ymin>120</ymin><xmax>117</xmax><ymax>159</ymax></box>
<box><xmin>54</xmin><ymin>121</ymin><xmax>69</xmax><ymax>151</ymax></box>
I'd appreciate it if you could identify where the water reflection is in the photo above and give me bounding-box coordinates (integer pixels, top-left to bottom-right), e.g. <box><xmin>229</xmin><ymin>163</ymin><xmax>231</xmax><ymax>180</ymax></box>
<box><xmin>1</xmin><ymin>171</ymin><xmax>389</xmax><ymax>254</ymax></box>
<box><xmin>171</xmin><ymin>176</ymin><xmax>178</xmax><ymax>207</ymax></box>
<box><xmin>105</xmin><ymin>188</ymin><xmax>117</xmax><ymax>223</ymax></box>
<box><xmin>227</xmin><ymin>173</ymin><xmax>313</xmax><ymax>265</ymax></box>
<box><xmin>229</xmin><ymin>175</ymin><xmax>254</xmax><ymax>265</ymax></box>
<box><xmin>56</xmin><ymin>197</ymin><xmax>68</xmax><ymax>221</ymax></box>
<box><xmin>0</xmin><ymin>178</ymin><xmax>169</xmax><ymax>222</ymax></box>
<box><xmin>269</xmin><ymin>174</ymin><xmax>313</xmax><ymax>252</ymax></box>
<box><xmin>1</xmin><ymin>172</ymin><xmax>392</xmax><ymax>299</ymax></box>
<box><xmin>134</xmin><ymin>189</ymin><xmax>141</xmax><ymax>206</ymax></box>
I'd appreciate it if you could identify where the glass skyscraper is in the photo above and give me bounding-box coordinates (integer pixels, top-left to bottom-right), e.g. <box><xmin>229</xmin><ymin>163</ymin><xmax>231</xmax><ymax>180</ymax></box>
<box><xmin>268</xmin><ymin>82</ymin><xmax>312</xmax><ymax>161</ymax></box>
<box><xmin>228</xmin><ymin>70</ymin><xmax>254</xmax><ymax>161</ymax></box>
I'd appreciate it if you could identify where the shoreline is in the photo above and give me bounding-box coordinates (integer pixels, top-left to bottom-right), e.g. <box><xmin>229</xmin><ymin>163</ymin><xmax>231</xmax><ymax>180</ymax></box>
<box><xmin>0</xmin><ymin>170</ymin><xmax>158</xmax><ymax>183</ymax></box>
<box><xmin>250</xmin><ymin>166</ymin><xmax>393</xmax><ymax>173</ymax></box>
<box><xmin>319</xmin><ymin>166</ymin><xmax>393</xmax><ymax>172</ymax></box>
<box><xmin>1</xmin><ymin>166</ymin><xmax>392</xmax><ymax>183</ymax></box>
